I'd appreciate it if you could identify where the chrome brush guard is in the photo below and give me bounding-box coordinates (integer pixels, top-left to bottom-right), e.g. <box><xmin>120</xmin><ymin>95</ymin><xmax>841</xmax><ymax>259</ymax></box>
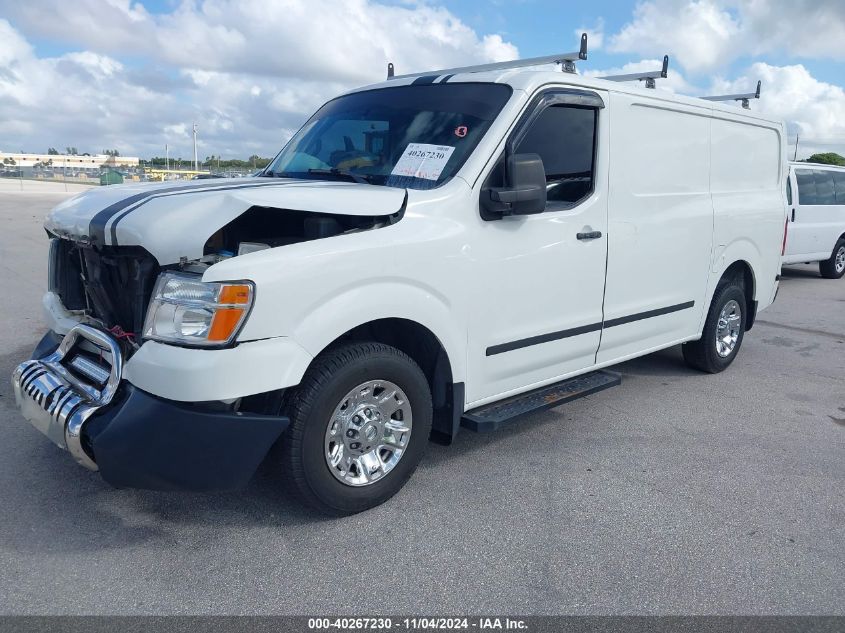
<box><xmin>12</xmin><ymin>325</ymin><xmax>123</xmax><ymax>471</ymax></box>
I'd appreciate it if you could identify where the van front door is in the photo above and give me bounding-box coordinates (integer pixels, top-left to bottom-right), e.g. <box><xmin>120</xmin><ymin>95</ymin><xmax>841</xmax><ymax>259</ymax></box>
<box><xmin>466</xmin><ymin>90</ymin><xmax>609</xmax><ymax>405</ymax></box>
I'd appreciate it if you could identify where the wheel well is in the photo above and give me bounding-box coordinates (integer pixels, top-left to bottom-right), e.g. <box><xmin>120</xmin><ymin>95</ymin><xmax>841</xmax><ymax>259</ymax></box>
<box><xmin>720</xmin><ymin>260</ymin><xmax>757</xmax><ymax>331</ymax></box>
<box><xmin>319</xmin><ymin>318</ymin><xmax>461</xmax><ymax>444</ymax></box>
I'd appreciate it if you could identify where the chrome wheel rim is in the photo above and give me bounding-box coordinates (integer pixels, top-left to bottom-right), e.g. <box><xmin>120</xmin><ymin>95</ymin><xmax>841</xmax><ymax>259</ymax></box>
<box><xmin>715</xmin><ymin>299</ymin><xmax>742</xmax><ymax>358</ymax></box>
<box><xmin>835</xmin><ymin>246</ymin><xmax>845</xmax><ymax>274</ymax></box>
<box><xmin>324</xmin><ymin>380</ymin><xmax>412</xmax><ymax>487</ymax></box>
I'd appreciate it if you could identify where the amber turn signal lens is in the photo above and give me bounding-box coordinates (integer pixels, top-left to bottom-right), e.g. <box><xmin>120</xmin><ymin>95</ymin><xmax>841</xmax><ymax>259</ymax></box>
<box><xmin>218</xmin><ymin>284</ymin><xmax>252</xmax><ymax>305</ymax></box>
<box><xmin>208</xmin><ymin>308</ymin><xmax>246</xmax><ymax>342</ymax></box>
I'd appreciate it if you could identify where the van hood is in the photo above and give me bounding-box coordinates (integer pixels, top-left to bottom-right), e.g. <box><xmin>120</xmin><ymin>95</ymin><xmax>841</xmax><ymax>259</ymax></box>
<box><xmin>45</xmin><ymin>177</ymin><xmax>407</xmax><ymax>264</ymax></box>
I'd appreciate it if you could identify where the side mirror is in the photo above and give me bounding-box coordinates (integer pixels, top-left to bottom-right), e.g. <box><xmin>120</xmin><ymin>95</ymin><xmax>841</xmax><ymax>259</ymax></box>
<box><xmin>481</xmin><ymin>153</ymin><xmax>547</xmax><ymax>219</ymax></box>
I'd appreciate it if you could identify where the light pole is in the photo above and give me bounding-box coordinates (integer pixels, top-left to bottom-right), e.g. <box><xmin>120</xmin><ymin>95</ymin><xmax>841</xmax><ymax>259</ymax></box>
<box><xmin>192</xmin><ymin>123</ymin><xmax>198</xmax><ymax>172</ymax></box>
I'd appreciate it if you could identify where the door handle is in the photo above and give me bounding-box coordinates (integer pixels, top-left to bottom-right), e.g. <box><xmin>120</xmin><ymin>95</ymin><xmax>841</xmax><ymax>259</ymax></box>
<box><xmin>577</xmin><ymin>231</ymin><xmax>603</xmax><ymax>241</ymax></box>
<box><xmin>791</xmin><ymin>209</ymin><xmax>795</xmax><ymax>222</ymax></box>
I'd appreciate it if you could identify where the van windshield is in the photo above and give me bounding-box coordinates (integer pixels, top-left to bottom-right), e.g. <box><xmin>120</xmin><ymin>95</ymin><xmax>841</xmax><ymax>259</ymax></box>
<box><xmin>264</xmin><ymin>83</ymin><xmax>513</xmax><ymax>190</ymax></box>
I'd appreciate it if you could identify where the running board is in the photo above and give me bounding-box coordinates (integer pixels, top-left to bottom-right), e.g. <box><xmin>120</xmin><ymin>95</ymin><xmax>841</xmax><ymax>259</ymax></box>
<box><xmin>461</xmin><ymin>370</ymin><xmax>621</xmax><ymax>432</ymax></box>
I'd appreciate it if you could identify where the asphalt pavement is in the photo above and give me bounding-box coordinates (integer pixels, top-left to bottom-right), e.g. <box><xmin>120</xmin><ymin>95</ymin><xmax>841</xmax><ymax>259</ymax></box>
<box><xmin>0</xmin><ymin>190</ymin><xmax>842</xmax><ymax>615</ymax></box>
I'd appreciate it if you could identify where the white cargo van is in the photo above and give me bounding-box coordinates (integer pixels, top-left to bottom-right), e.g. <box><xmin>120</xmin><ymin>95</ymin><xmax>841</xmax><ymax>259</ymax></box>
<box><xmin>12</xmin><ymin>50</ymin><xmax>786</xmax><ymax>514</ymax></box>
<box><xmin>783</xmin><ymin>161</ymin><xmax>845</xmax><ymax>278</ymax></box>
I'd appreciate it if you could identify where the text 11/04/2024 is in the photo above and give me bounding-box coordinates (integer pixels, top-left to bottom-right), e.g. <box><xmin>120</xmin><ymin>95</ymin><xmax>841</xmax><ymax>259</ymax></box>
<box><xmin>307</xmin><ymin>617</ymin><xmax>528</xmax><ymax>630</ymax></box>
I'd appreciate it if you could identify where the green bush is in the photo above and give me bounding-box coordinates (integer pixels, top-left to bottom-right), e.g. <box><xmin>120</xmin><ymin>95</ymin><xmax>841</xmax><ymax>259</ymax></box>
<box><xmin>805</xmin><ymin>153</ymin><xmax>845</xmax><ymax>167</ymax></box>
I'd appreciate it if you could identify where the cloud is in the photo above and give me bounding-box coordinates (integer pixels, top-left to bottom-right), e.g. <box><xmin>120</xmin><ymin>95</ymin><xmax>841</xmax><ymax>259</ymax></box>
<box><xmin>609</xmin><ymin>1</ymin><xmax>740</xmax><ymax>73</ymax></box>
<box><xmin>0</xmin><ymin>1</ymin><xmax>518</xmax><ymax>158</ymax></box>
<box><xmin>1</xmin><ymin>0</ymin><xmax>518</xmax><ymax>84</ymax></box>
<box><xmin>2</xmin><ymin>0</ymin><xmax>844</xmax><ymax>160</ymax></box>
<box><xmin>609</xmin><ymin>0</ymin><xmax>845</xmax><ymax>74</ymax></box>
<box><xmin>0</xmin><ymin>19</ymin><xmax>167</xmax><ymax>150</ymax></box>
<box><xmin>709</xmin><ymin>63</ymin><xmax>845</xmax><ymax>158</ymax></box>
<box><xmin>740</xmin><ymin>0</ymin><xmax>845</xmax><ymax>61</ymax></box>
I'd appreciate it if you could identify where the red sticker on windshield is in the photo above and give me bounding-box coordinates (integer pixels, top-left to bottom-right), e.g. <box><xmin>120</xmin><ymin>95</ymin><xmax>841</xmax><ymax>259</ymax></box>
<box><xmin>454</xmin><ymin>125</ymin><xmax>468</xmax><ymax>138</ymax></box>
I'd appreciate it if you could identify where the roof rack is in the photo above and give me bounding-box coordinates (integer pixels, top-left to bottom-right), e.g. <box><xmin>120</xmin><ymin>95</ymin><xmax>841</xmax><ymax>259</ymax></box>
<box><xmin>599</xmin><ymin>56</ymin><xmax>669</xmax><ymax>89</ymax></box>
<box><xmin>384</xmin><ymin>45</ymin><xmax>764</xmax><ymax>111</ymax></box>
<box><xmin>387</xmin><ymin>33</ymin><xmax>588</xmax><ymax>80</ymax></box>
<box><xmin>701</xmin><ymin>80</ymin><xmax>762</xmax><ymax>109</ymax></box>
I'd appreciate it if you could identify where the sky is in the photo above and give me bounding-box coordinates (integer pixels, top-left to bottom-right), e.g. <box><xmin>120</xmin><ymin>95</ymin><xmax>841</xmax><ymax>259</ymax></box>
<box><xmin>0</xmin><ymin>0</ymin><xmax>843</xmax><ymax>160</ymax></box>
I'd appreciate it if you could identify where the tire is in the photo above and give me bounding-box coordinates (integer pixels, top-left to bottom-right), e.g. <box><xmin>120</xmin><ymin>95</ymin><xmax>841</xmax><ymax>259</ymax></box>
<box><xmin>682</xmin><ymin>282</ymin><xmax>747</xmax><ymax>373</ymax></box>
<box><xmin>280</xmin><ymin>342</ymin><xmax>432</xmax><ymax>515</ymax></box>
<box><xmin>819</xmin><ymin>239</ymin><xmax>845</xmax><ymax>279</ymax></box>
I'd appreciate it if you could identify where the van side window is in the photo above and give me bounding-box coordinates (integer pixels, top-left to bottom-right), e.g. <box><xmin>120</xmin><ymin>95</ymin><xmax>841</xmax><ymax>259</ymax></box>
<box><xmin>814</xmin><ymin>170</ymin><xmax>836</xmax><ymax>205</ymax></box>
<box><xmin>786</xmin><ymin>177</ymin><xmax>792</xmax><ymax>206</ymax></box>
<box><xmin>795</xmin><ymin>169</ymin><xmax>818</xmax><ymax>205</ymax></box>
<box><xmin>834</xmin><ymin>172</ymin><xmax>845</xmax><ymax>204</ymax></box>
<box><xmin>515</xmin><ymin>105</ymin><xmax>597</xmax><ymax>207</ymax></box>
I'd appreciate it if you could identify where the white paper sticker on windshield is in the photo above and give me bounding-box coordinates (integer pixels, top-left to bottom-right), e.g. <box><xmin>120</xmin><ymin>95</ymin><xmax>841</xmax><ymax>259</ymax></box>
<box><xmin>390</xmin><ymin>143</ymin><xmax>456</xmax><ymax>181</ymax></box>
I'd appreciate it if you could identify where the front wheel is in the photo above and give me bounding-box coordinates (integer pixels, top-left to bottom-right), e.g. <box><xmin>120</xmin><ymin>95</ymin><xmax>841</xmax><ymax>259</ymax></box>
<box><xmin>280</xmin><ymin>342</ymin><xmax>432</xmax><ymax>515</ymax></box>
<box><xmin>683</xmin><ymin>282</ymin><xmax>747</xmax><ymax>373</ymax></box>
<box><xmin>819</xmin><ymin>239</ymin><xmax>845</xmax><ymax>279</ymax></box>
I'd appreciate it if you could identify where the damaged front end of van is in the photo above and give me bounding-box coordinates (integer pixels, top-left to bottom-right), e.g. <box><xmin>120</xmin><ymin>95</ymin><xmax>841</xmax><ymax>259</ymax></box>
<box><xmin>13</xmin><ymin>177</ymin><xmax>407</xmax><ymax>491</ymax></box>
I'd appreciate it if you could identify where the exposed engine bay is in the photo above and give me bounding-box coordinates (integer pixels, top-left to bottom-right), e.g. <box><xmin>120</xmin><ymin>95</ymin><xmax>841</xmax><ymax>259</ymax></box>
<box><xmin>204</xmin><ymin>206</ymin><xmax>398</xmax><ymax>256</ymax></box>
<box><xmin>49</xmin><ymin>205</ymin><xmax>399</xmax><ymax>347</ymax></box>
<box><xmin>50</xmin><ymin>238</ymin><xmax>159</xmax><ymax>340</ymax></box>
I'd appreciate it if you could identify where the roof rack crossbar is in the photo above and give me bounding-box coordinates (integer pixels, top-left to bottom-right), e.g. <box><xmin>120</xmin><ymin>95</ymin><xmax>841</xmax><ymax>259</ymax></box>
<box><xmin>701</xmin><ymin>80</ymin><xmax>762</xmax><ymax>109</ymax></box>
<box><xmin>387</xmin><ymin>33</ymin><xmax>588</xmax><ymax>81</ymax></box>
<box><xmin>599</xmin><ymin>55</ymin><xmax>669</xmax><ymax>89</ymax></box>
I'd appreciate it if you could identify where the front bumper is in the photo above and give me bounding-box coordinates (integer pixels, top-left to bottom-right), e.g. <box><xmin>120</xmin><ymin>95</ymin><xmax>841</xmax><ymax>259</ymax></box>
<box><xmin>13</xmin><ymin>325</ymin><xmax>123</xmax><ymax>471</ymax></box>
<box><xmin>13</xmin><ymin>326</ymin><xmax>290</xmax><ymax>491</ymax></box>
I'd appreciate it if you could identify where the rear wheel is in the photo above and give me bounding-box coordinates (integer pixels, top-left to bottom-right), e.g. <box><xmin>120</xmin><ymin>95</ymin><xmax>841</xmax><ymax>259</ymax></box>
<box><xmin>683</xmin><ymin>282</ymin><xmax>747</xmax><ymax>373</ymax></box>
<box><xmin>280</xmin><ymin>342</ymin><xmax>432</xmax><ymax>515</ymax></box>
<box><xmin>819</xmin><ymin>239</ymin><xmax>845</xmax><ymax>279</ymax></box>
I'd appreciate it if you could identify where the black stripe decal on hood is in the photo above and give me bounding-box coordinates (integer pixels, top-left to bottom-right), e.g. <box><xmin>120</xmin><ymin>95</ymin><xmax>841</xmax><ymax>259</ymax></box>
<box><xmin>87</xmin><ymin>180</ymin><xmax>288</xmax><ymax>245</ymax></box>
<box><xmin>108</xmin><ymin>181</ymin><xmax>289</xmax><ymax>245</ymax></box>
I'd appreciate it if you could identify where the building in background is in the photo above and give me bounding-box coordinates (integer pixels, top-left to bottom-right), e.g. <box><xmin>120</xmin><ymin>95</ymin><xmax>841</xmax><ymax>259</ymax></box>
<box><xmin>0</xmin><ymin>152</ymin><xmax>139</xmax><ymax>169</ymax></box>
<box><xmin>1</xmin><ymin>151</ymin><xmax>142</xmax><ymax>183</ymax></box>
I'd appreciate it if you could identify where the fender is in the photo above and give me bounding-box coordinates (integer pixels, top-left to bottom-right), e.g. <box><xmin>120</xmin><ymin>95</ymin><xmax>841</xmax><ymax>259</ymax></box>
<box><xmin>285</xmin><ymin>279</ymin><xmax>466</xmax><ymax>384</ymax></box>
<box><xmin>202</xmin><ymin>206</ymin><xmax>471</xmax><ymax>385</ymax></box>
<box><xmin>710</xmin><ymin>238</ymin><xmax>761</xmax><ymax>290</ymax></box>
<box><xmin>701</xmin><ymin>237</ymin><xmax>762</xmax><ymax>332</ymax></box>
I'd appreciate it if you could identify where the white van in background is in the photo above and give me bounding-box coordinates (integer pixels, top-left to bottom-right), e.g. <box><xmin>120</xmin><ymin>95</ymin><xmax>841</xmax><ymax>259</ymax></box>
<box><xmin>784</xmin><ymin>162</ymin><xmax>845</xmax><ymax>279</ymax></box>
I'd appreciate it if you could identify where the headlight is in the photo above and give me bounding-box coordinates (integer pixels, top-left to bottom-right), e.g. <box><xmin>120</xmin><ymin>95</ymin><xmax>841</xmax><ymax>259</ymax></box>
<box><xmin>143</xmin><ymin>272</ymin><xmax>254</xmax><ymax>347</ymax></box>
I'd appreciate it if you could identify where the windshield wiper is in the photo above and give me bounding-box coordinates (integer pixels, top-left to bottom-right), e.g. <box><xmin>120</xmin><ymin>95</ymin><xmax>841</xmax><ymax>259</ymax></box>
<box><xmin>307</xmin><ymin>168</ymin><xmax>373</xmax><ymax>184</ymax></box>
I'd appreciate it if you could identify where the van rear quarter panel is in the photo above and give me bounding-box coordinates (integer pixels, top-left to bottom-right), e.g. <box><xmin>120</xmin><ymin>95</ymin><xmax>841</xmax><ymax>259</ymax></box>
<box><xmin>710</xmin><ymin>115</ymin><xmax>785</xmax><ymax>312</ymax></box>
